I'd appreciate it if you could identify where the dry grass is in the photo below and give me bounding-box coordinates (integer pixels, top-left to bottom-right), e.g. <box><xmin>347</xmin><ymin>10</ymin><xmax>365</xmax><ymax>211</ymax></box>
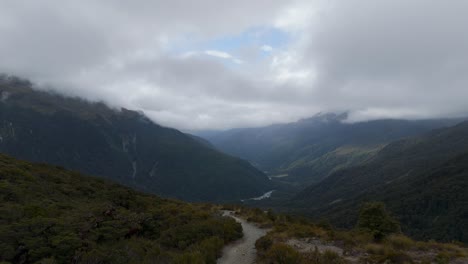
<box><xmin>221</xmin><ymin>205</ymin><xmax>468</xmax><ymax>264</ymax></box>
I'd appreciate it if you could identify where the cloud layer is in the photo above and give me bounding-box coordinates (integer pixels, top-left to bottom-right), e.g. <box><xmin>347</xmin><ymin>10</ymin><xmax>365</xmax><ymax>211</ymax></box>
<box><xmin>1</xmin><ymin>0</ymin><xmax>468</xmax><ymax>130</ymax></box>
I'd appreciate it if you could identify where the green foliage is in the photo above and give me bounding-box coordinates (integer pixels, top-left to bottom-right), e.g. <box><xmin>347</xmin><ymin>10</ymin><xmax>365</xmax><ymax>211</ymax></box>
<box><xmin>435</xmin><ymin>252</ymin><xmax>450</xmax><ymax>264</ymax></box>
<box><xmin>266</xmin><ymin>243</ymin><xmax>302</xmax><ymax>264</ymax></box>
<box><xmin>293</xmin><ymin>121</ymin><xmax>468</xmax><ymax>243</ymax></box>
<box><xmin>0</xmin><ymin>154</ymin><xmax>242</xmax><ymax>263</ymax></box>
<box><xmin>256</xmin><ymin>235</ymin><xmax>273</xmax><ymax>252</ymax></box>
<box><xmin>357</xmin><ymin>202</ymin><xmax>401</xmax><ymax>240</ymax></box>
<box><xmin>385</xmin><ymin>234</ymin><xmax>414</xmax><ymax>250</ymax></box>
<box><xmin>236</xmin><ymin>203</ymin><xmax>467</xmax><ymax>264</ymax></box>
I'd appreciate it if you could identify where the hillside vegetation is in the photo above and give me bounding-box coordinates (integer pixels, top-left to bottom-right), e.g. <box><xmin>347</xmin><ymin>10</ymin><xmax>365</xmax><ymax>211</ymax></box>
<box><xmin>227</xmin><ymin>206</ymin><xmax>468</xmax><ymax>264</ymax></box>
<box><xmin>0</xmin><ymin>154</ymin><xmax>242</xmax><ymax>263</ymax></box>
<box><xmin>292</xmin><ymin>121</ymin><xmax>468</xmax><ymax>243</ymax></box>
<box><xmin>201</xmin><ymin>113</ymin><xmax>459</xmax><ymax>186</ymax></box>
<box><xmin>0</xmin><ymin>75</ymin><xmax>271</xmax><ymax>202</ymax></box>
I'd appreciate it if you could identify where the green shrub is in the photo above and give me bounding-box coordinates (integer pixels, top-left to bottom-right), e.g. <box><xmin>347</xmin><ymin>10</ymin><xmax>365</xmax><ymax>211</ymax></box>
<box><xmin>0</xmin><ymin>154</ymin><xmax>243</xmax><ymax>263</ymax></box>
<box><xmin>357</xmin><ymin>202</ymin><xmax>400</xmax><ymax>241</ymax></box>
<box><xmin>321</xmin><ymin>250</ymin><xmax>346</xmax><ymax>264</ymax></box>
<box><xmin>34</xmin><ymin>258</ymin><xmax>57</xmax><ymax>264</ymax></box>
<box><xmin>266</xmin><ymin>243</ymin><xmax>302</xmax><ymax>264</ymax></box>
<box><xmin>256</xmin><ymin>235</ymin><xmax>273</xmax><ymax>252</ymax></box>
<box><xmin>196</xmin><ymin>237</ymin><xmax>224</xmax><ymax>264</ymax></box>
<box><xmin>385</xmin><ymin>234</ymin><xmax>414</xmax><ymax>250</ymax></box>
<box><xmin>382</xmin><ymin>250</ymin><xmax>413</xmax><ymax>264</ymax></box>
<box><xmin>173</xmin><ymin>251</ymin><xmax>205</xmax><ymax>264</ymax></box>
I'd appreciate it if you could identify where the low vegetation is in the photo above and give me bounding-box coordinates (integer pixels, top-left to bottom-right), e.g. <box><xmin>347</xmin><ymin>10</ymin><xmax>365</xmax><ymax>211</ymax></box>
<box><xmin>224</xmin><ymin>204</ymin><xmax>468</xmax><ymax>264</ymax></box>
<box><xmin>0</xmin><ymin>154</ymin><xmax>242</xmax><ymax>264</ymax></box>
<box><xmin>1</xmin><ymin>149</ymin><xmax>466</xmax><ymax>264</ymax></box>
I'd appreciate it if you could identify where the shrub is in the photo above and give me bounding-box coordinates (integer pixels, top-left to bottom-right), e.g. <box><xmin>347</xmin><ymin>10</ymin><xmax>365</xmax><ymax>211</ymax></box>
<box><xmin>173</xmin><ymin>251</ymin><xmax>205</xmax><ymax>264</ymax></box>
<box><xmin>266</xmin><ymin>243</ymin><xmax>302</xmax><ymax>264</ymax></box>
<box><xmin>383</xmin><ymin>250</ymin><xmax>413</xmax><ymax>264</ymax></box>
<box><xmin>357</xmin><ymin>202</ymin><xmax>400</xmax><ymax>241</ymax></box>
<box><xmin>195</xmin><ymin>237</ymin><xmax>224</xmax><ymax>264</ymax></box>
<box><xmin>365</xmin><ymin>243</ymin><xmax>390</xmax><ymax>255</ymax></box>
<box><xmin>255</xmin><ymin>235</ymin><xmax>273</xmax><ymax>252</ymax></box>
<box><xmin>321</xmin><ymin>250</ymin><xmax>347</xmax><ymax>264</ymax></box>
<box><xmin>385</xmin><ymin>234</ymin><xmax>414</xmax><ymax>250</ymax></box>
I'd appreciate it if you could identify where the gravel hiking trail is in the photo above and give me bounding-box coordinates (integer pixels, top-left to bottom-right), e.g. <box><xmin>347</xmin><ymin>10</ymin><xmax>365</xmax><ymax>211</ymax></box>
<box><xmin>217</xmin><ymin>211</ymin><xmax>269</xmax><ymax>264</ymax></box>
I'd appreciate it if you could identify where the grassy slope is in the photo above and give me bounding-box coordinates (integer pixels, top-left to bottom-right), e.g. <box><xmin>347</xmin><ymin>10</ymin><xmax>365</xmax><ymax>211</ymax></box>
<box><xmin>0</xmin><ymin>154</ymin><xmax>242</xmax><ymax>263</ymax></box>
<box><xmin>280</xmin><ymin>145</ymin><xmax>384</xmax><ymax>186</ymax></box>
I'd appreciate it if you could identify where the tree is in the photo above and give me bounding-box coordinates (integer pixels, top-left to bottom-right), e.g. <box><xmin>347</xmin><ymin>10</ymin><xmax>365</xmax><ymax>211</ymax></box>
<box><xmin>357</xmin><ymin>202</ymin><xmax>400</xmax><ymax>240</ymax></box>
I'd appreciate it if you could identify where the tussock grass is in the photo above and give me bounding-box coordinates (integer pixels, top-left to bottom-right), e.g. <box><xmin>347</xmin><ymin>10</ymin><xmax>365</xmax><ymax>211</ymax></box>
<box><xmin>226</xmin><ymin>205</ymin><xmax>468</xmax><ymax>264</ymax></box>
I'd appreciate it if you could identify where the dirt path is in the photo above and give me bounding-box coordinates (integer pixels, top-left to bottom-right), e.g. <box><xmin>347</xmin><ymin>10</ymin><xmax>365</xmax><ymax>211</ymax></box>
<box><xmin>217</xmin><ymin>211</ymin><xmax>269</xmax><ymax>264</ymax></box>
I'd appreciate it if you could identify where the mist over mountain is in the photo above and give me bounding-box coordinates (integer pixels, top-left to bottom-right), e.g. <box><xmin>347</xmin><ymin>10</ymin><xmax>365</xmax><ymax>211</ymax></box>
<box><xmin>198</xmin><ymin>113</ymin><xmax>462</xmax><ymax>186</ymax></box>
<box><xmin>2</xmin><ymin>1</ymin><xmax>468</xmax><ymax>130</ymax></box>
<box><xmin>0</xmin><ymin>76</ymin><xmax>271</xmax><ymax>202</ymax></box>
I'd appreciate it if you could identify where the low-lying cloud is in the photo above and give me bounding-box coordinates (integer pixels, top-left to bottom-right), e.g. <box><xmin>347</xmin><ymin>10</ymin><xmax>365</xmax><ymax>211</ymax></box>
<box><xmin>1</xmin><ymin>0</ymin><xmax>468</xmax><ymax>130</ymax></box>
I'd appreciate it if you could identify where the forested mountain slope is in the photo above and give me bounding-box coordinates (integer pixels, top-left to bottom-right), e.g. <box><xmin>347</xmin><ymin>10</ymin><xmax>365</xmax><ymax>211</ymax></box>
<box><xmin>0</xmin><ymin>76</ymin><xmax>271</xmax><ymax>202</ymax></box>
<box><xmin>292</xmin><ymin>121</ymin><xmax>468</xmax><ymax>243</ymax></box>
<box><xmin>201</xmin><ymin>113</ymin><xmax>459</xmax><ymax>186</ymax></box>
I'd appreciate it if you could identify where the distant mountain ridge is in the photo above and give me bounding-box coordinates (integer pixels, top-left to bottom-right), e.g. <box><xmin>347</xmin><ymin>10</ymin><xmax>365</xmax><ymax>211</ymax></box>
<box><xmin>0</xmin><ymin>75</ymin><xmax>271</xmax><ymax>202</ymax></box>
<box><xmin>199</xmin><ymin>112</ymin><xmax>461</xmax><ymax>186</ymax></box>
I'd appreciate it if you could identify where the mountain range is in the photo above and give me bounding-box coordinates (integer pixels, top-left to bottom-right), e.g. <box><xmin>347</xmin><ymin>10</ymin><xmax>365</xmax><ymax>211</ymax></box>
<box><xmin>1</xmin><ymin>75</ymin><xmax>467</xmax><ymax>244</ymax></box>
<box><xmin>0</xmin><ymin>76</ymin><xmax>271</xmax><ymax>202</ymax></box>
<box><xmin>199</xmin><ymin>113</ymin><xmax>460</xmax><ymax>186</ymax></box>
<box><xmin>199</xmin><ymin>112</ymin><xmax>468</xmax><ymax>243</ymax></box>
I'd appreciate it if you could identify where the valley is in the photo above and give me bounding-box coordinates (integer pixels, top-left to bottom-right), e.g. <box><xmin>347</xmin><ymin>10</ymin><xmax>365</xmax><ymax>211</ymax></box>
<box><xmin>199</xmin><ymin>113</ymin><xmax>461</xmax><ymax>187</ymax></box>
<box><xmin>1</xmin><ymin>76</ymin><xmax>467</xmax><ymax>263</ymax></box>
<box><xmin>2</xmin><ymin>2</ymin><xmax>468</xmax><ymax>262</ymax></box>
<box><xmin>1</xmin><ymin>153</ymin><xmax>467</xmax><ymax>263</ymax></box>
<box><xmin>0</xmin><ymin>76</ymin><xmax>271</xmax><ymax>202</ymax></box>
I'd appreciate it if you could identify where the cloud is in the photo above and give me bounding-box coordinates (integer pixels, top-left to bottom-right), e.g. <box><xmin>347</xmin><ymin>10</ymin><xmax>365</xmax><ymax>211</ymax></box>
<box><xmin>261</xmin><ymin>45</ymin><xmax>273</xmax><ymax>52</ymax></box>
<box><xmin>204</xmin><ymin>50</ymin><xmax>243</xmax><ymax>64</ymax></box>
<box><xmin>1</xmin><ymin>0</ymin><xmax>468</xmax><ymax>130</ymax></box>
<box><xmin>292</xmin><ymin>0</ymin><xmax>468</xmax><ymax>120</ymax></box>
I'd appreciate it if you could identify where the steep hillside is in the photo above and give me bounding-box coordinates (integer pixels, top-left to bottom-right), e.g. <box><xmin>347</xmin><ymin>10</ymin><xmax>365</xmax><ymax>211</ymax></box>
<box><xmin>292</xmin><ymin>121</ymin><xmax>468</xmax><ymax>243</ymax></box>
<box><xmin>201</xmin><ymin>113</ymin><xmax>459</xmax><ymax>186</ymax></box>
<box><xmin>0</xmin><ymin>76</ymin><xmax>271</xmax><ymax>202</ymax></box>
<box><xmin>0</xmin><ymin>154</ymin><xmax>243</xmax><ymax>263</ymax></box>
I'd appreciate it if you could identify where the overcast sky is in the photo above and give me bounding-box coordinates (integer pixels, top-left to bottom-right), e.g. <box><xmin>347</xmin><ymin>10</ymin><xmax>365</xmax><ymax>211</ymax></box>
<box><xmin>1</xmin><ymin>0</ymin><xmax>468</xmax><ymax>130</ymax></box>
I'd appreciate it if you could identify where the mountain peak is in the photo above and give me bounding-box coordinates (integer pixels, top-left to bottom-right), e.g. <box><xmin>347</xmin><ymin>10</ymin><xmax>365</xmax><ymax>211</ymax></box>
<box><xmin>298</xmin><ymin>112</ymin><xmax>349</xmax><ymax>124</ymax></box>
